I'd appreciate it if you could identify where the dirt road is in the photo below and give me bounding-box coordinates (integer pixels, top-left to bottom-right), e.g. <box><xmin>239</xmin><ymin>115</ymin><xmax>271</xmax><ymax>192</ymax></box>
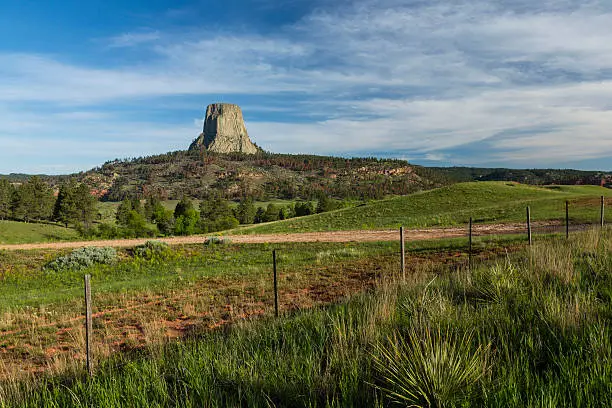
<box><xmin>0</xmin><ymin>222</ymin><xmax>562</xmax><ymax>251</ymax></box>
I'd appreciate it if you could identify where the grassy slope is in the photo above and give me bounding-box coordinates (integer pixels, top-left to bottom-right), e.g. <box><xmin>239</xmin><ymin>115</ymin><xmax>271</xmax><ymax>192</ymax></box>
<box><xmin>0</xmin><ymin>220</ymin><xmax>79</xmax><ymax>245</ymax></box>
<box><xmin>4</xmin><ymin>230</ymin><xmax>612</xmax><ymax>407</ymax></box>
<box><xmin>235</xmin><ymin>182</ymin><xmax>612</xmax><ymax>234</ymax></box>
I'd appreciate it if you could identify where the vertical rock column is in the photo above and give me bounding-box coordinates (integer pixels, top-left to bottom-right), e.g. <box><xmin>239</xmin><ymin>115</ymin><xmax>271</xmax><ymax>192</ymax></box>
<box><xmin>189</xmin><ymin>103</ymin><xmax>258</xmax><ymax>154</ymax></box>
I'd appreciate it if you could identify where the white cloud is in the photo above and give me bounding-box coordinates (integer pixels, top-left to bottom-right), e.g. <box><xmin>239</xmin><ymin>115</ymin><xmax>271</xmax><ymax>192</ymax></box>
<box><xmin>1</xmin><ymin>0</ymin><xmax>612</xmax><ymax>171</ymax></box>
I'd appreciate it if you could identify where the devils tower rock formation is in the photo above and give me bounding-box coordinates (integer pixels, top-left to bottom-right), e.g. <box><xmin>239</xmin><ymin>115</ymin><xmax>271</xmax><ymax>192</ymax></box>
<box><xmin>189</xmin><ymin>103</ymin><xmax>259</xmax><ymax>154</ymax></box>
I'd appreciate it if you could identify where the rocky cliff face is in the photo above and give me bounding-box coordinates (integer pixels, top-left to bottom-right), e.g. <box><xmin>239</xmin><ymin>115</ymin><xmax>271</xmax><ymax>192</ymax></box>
<box><xmin>189</xmin><ymin>103</ymin><xmax>259</xmax><ymax>154</ymax></box>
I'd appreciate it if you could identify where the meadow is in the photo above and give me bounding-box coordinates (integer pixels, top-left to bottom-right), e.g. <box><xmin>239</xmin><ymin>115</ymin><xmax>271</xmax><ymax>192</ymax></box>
<box><xmin>0</xmin><ymin>228</ymin><xmax>610</xmax><ymax>406</ymax></box>
<box><xmin>3</xmin><ymin>182</ymin><xmax>611</xmax><ymax>245</ymax></box>
<box><xmin>236</xmin><ymin>182</ymin><xmax>612</xmax><ymax>234</ymax></box>
<box><xmin>0</xmin><ymin>221</ymin><xmax>79</xmax><ymax>245</ymax></box>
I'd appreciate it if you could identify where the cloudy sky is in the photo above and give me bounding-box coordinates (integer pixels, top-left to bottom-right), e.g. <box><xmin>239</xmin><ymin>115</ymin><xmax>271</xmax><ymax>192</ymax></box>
<box><xmin>1</xmin><ymin>0</ymin><xmax>612</xmax><ymax>173</ymax></box>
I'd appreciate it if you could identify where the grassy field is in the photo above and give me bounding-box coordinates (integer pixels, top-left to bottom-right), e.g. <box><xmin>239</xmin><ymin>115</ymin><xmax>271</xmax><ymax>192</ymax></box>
<box><xmin>0</xmin><ymin>233</ymin><xmax>525</xmax><ymax>378</ymax></box>
<box><xmin>0</xmin><ymin>220</ymin><xmax>80</xmax><ymax>245</ymax></box>
<box><xmin>235</xmin><ymin>182</ymin><xmax>612</xmax><ymax>234</ymax></box>
<box><xmin>1</xmin><ymin>229</ymin><xmax>610</xmax><ymax>406</ymax></box>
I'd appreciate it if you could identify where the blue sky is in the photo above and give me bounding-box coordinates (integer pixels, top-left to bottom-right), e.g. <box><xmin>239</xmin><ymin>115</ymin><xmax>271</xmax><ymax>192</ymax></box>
<box><xmin>1</xmin><ymin>0</ymin><xmax>612</xmax><ymax>174</ymax></box>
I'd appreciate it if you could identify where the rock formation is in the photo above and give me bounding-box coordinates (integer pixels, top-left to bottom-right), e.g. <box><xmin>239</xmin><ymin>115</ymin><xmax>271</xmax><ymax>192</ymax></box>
<box><xmin>189</xmin><ymin>103</ymin><xmax>259</xmax><ymax>154</ymax></box>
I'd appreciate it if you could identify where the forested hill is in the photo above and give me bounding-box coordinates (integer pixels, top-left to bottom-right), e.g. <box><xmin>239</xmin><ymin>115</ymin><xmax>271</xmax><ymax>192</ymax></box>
<box><xmin>63</xmin><ymin>150</ymin><xmax>451</xmax><ymax>201</ymax></box>
<box><xmin>2</xmin><ymin>151</ymin><xmax>610</xmax><ymax>202</ymax></box>
<box><xmin>431</xmin><ymin>167</ymin><xmax>612</xmax><ymax>186</ymax></box>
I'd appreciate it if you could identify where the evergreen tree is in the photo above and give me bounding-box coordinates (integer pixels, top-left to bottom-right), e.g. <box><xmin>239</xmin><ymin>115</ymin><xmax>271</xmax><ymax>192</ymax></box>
<box><xmin>0</xmin><ymin>179</ymin><xmax>14</xmax><ymax>220</ymax></box>
<box><xmin>174</xmin><ymin>197</ymin><xmax>200</xmax><ymax>235</ymax></box>
<box><xmin>199</xmin><ymin>194</ymin><xmax>238</xmax><ymax>232</ymax></box>
<box><xmin>144</xmin><ymin>196</ymin><xmax>161</xmax><ymax>221</ymax></box>
<box><xmin>12</xmin><ymin>177</ymin><xmax>54</xmax><ymax>222</ymax></box>
<box><xmin>199</xmin><ymin>193</ymin><xmax>232</xmax><ymax>222</ymax></box>
<box><xmin>235</xmin><ymin>197</ymin><xmax>256</xmax><ymax>224</ymax></box>
<box><xmin>254</xmin><ymin>207</ymin><xmax>266</xmax><ymax>223</ymax></box>
<box><xmin>131</xmin><ymin>198</ymin><xmax>144</xmax><ymax>217</ymax></box>
<box><xmin>116</xmin><ymin>199</ymin><xmax>133</xmax><ymax>226</ymax></box>
<box><xmin>264</xmin><ymin>203</ymin><xmax>280</xmax><ymax>222</ymax></box>
<box><xmin>74</xmin><ymin>183</ymin><xmax>97</xmax><ymax>229</ymax></box>
<box><xmin>54</xmin><ymin>180</ymin><xmax>97</xmax><ymax>228</ymax></box>
<box><xmin>294</xmin><ymin>201</ymin><xmax>315</xmax><ymax>217</ymax></box>
<box><xmin>146</xmin><ymin>197</ymin><xmax>174</xmax><ymax>235</ymax></box>
<box><xmin>53</xmin><ymin>179</ymin><xmax>78</xmax><ymax>227</ymax></box>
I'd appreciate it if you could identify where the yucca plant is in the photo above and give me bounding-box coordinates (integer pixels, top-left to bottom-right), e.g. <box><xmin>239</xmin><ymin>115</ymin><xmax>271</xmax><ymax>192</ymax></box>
<box><xmin>371</xmin><ymin>327</ymin><xmax>491</xmax><ymax>407</ymax></box>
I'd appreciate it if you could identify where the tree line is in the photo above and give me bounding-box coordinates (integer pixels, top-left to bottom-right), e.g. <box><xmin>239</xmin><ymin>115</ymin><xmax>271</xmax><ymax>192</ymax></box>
<box><xmin>92</xmin><ymin>192</ymin><xmax>346</xmax><ymax>239</ymax></box>
<box><xmin>1</xmin><ymin>176</ymin><xmax>348</xmax><ymax>239</ymax></box>
<box><xmin>0</xmin><ymin>177</ymin><xmax>97</xmax><ymax>228</ymax></box>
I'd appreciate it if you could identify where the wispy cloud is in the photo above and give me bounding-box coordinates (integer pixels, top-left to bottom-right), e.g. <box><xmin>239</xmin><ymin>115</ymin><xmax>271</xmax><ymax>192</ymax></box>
<box><xmin>1</xmin><ymin>0</ymin><xmax>612</xmax><ymax>172</ymax></box>
<box><xmin>107</xmin><ymin>31</ymin><xmax>161</xmax><ymax>48</ymax></box>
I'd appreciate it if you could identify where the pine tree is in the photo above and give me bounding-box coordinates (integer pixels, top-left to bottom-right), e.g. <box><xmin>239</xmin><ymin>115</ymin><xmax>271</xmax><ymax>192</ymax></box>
<box><xmin>54</xmin><ymin>180</ymin><xmax>97</xmax><ymax>228</ymax></box>
<box><xmin>235</xmin><ymin>197</ymin><xmax>256</xmax><ymax>224</ymax></box>
<box><xmin>174</xmin><ymin>197</ymin><xmax>200</xmax><ymax>235</ymax></box>
<box><xmin>116</xmin><ymin>199</ymin><xmax>133</xmax><ymax>226</ymax></box>
<box><xmin>12</xmin><ymin>177</ymin><xmax>54</xmax><ymax>222</ymax></box>
<box><xmin>54</xmin><ymin>180</ymin><xmax>78</xmax><ymax>227</ymax></box>
<box><xmin>0</xmin><ymin>179</ymin><xmax>14</xmax><ymax>220</ymax></box>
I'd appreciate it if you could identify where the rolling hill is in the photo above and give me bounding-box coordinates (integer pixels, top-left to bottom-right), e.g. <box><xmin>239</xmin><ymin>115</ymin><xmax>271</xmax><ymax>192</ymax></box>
<box><xmin>234</xmin><ymin>182</ymin><xmax>612</xmax><ymax>234</ymax></box>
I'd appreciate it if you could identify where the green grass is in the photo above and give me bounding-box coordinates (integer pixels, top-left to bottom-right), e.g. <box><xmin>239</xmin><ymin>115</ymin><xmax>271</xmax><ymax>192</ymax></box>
<box><xmin>234</xmin><ymin>182</ymin><xmax>612</xmax><ymax>234</ymax></box>
<box><xmin>0</xmin><ymin>236</ymin><xmax>499</xmax><ymax>313</ymax></box>
<box><xmin>0</xmin><ymin>220</ymin><xmax>80</xmax><ymax>245</ymax></box>
<box><xmin>2</xmin><ymin>229</ymin><xmax>611</xmax><ymax>407</ymax></box>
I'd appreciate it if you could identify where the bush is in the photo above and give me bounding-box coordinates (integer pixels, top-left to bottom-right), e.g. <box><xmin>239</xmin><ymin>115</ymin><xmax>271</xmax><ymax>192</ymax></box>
<box><xmin>201</xmin><ymin>216</ymin><xmax>239</xmax><ymax>233</ymax></box>
<box><xmin>372</xmin><ymin>328</ymin><xmax>491</xmax><ymax>407</ymax></box>
<box><xmin>205</xmin><ymin>237</ymin><xmax>231</xmax><ymax>246</ymax></box>
<box><xmin>133</xmin><ymin>240</ymin><xmax>173</xmax><ymax>260</ymax></box>
<box><xmin>45</xmin><ymin>247</ymin><xmax>117</xmax><ymax>272</ymax></box>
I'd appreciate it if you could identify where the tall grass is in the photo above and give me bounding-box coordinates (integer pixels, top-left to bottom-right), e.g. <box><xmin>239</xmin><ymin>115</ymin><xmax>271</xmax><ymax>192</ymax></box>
<box><xmin>1</xmin><ymin>229</ymin><xmax>612</xmax><ymax>406</ymax></box>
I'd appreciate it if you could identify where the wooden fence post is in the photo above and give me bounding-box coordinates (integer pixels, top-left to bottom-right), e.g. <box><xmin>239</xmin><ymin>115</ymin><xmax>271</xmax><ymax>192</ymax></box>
<box><xmin>468</xmin><ymin>217</ymin><xmax>473</xmax><ymax>271</ymax></box>
<box><xmin>526</xmin><ymin>206</ymin><xmax>532</xmax><ymax>246</ymax></box>
<box><xmin>400</xmin><ymin>227</ymin><xmax>405</xmax><ymax>282</ymax></box>
<box><xmin>84</xmin><ymin>274</ymin><xmax>93</xmax><ymax>377</ymax></box>
<box><xmin>273</xmin><ymin>250</ymin><xmax>278</xmax><ymax>318</ymax></box>
<box><xmin>601</xmin><ymin>196</ymin><xmax>605</xmax><ymax>228</ymax></box>
<box><xmin>566</xmin><ymin>201</ymin><xmax>569</xmax><ymax>239</ymax></box>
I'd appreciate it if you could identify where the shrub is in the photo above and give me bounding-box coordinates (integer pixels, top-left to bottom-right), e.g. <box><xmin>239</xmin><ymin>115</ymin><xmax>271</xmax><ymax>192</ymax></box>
<box><xmin>133</xmin><ymin>240</ymin><xmax>173</xmax><ymax>260</ymax></box>
<box><xmin>205</xmin><ymin>237</ymin><xmax>231</xmax><ymax>246</ymax></box>
<box><xmin>45</xmin><ymin>247</ymin><xmax>117</xmax><ymax>272</ymax></box>
<box><xmin>372</xmin><ymin>328</ymin><xmax>491</xmax><ymax>407</ymax></box>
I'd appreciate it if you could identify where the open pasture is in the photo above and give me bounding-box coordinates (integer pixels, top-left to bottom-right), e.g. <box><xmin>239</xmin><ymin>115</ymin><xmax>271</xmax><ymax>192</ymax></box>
<box><xmin>0</xmin><ymin>228</ymin><xmax>610</xmax><ymax>406</ymax></box>
<box><xmin>0</xmin><ymin>221</ymin><xmax>79</xmax><ymax>245</ymax></box>
<box><xmin>236</xmin><ymin>182</ymin><xmax>612</xmax><ymax>234</ymax></box>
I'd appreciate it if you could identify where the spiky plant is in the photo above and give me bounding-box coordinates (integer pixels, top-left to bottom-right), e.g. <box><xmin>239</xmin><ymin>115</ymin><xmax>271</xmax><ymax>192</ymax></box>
<box><xmin>371</xmin><ymin>328</ymin><xmax>491</xmax><ymax>407</ymax></box>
